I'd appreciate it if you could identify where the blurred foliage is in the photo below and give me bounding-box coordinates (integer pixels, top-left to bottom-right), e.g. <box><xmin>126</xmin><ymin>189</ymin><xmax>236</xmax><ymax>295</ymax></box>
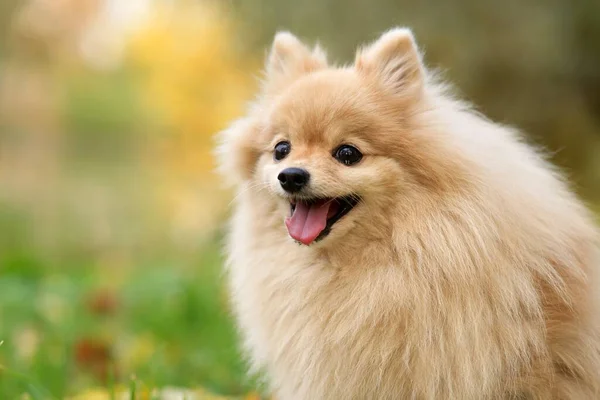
<box><xmin>62</xmin><ymin>71</ymin><xmax>141</xmax><ymax>164</ymax></box>
<box><xmin>0</xmin><ymin>0</ymin><xmax>259</xmax><ymax>398</ymax></box>
<box><xmin>0</xmin><ymin>0</ymin><xmax>599</xmax><ymax>398</ymax></box>
<box><xmin>125</xmin><ymin>2</ymin><xmax>257</xmax><ymax>247</ymax></box>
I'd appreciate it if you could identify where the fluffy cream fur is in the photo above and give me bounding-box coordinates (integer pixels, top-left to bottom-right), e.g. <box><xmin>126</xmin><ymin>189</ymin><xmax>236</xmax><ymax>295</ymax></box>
<box><xmin>216</xmin><ymin>28</ymin><xmax>600</xmax><ymax>399</ymax></box>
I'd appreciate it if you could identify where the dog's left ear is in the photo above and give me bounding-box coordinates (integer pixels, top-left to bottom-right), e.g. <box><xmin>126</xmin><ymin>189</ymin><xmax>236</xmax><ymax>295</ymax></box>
<box><xmin>263</xmin><ymin>31</ymin><xmax>327</xmax><ymax>95</ymax></box>
<box><xmin>355</xmin><ymin>28</ymin><xmax>425</xmax><ymax>97</ymax></box>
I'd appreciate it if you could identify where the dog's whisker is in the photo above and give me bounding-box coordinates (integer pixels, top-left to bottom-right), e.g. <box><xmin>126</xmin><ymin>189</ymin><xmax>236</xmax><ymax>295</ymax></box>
<box><xmin>227</xmin><ymin>181</ymin><xmax>270</xmax><ymax>207</ymax></box>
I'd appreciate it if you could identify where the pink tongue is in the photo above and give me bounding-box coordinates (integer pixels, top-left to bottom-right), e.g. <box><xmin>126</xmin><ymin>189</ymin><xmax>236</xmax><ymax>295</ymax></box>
<box><xmin>285</xmin><ymin>200</ymin><xmax>336</xmax><ymax>245</ymax></box>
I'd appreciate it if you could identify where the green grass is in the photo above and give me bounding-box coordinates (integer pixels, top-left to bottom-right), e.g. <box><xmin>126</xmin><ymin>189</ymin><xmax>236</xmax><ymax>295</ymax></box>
<box><xmin>0</xmin><ymin>242</ymin><xmax>256</xmax><ymax>399</ymax></box>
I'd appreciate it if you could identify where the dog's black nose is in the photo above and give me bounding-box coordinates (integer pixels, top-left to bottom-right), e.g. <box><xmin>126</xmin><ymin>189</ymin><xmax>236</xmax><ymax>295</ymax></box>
<box><xmin>278</xmin><ymin>168</ymin><xmax>310</xmax><ymax>193</ymax></box>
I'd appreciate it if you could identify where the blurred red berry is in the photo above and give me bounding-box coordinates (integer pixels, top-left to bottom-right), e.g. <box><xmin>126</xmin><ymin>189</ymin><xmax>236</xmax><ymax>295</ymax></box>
<box><xmin>74</xmin><ymin>338</ymin><xmax>116</xmax><ymax>382</ymax></box>
<box><xmin>86</xmin><ymin>289</ymin><xmax>119</xmax><ymax>316</ymax></box>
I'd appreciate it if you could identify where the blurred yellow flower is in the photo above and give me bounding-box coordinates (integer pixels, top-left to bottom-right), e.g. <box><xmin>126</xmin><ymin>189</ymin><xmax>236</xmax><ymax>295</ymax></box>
<box><xmin>68</xmin><ymin>386</ymin><xmax>148</xmax><ymax>400</ymax></box>
<box><xmin>36</xmin><ymin>291</ymin><xmax>68</xmax><ymax>325</ymax></box>
<box><xmin>69</xmin><ymin>388</ymin><xmax>120</xmax><ymax>400</ymax></box>
<box><xmin>119</xmin><ymin>333</ymin><xmax>157</xmax><ymax>370</ymax></box>
<box><xmin>69</xmin><ymin>386</ymin><xmax>261</xmax><ymax>399</ymax></box>
<box><xmin>125</xmin><ymin>0</ymin><xmax>257</xmax><ymax>241</ymax></box>
<box><xmin>13</xmin><ymin>327</ymin><xmax>40</xmax><ymax>364</ymax></box>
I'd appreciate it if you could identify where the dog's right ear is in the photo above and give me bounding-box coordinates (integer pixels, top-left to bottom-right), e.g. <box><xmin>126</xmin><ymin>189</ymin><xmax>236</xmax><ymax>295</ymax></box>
<box><xmin>263</xmin><ymin>31</ymin><xmax>327</xmax><ymax>96</ymax></box>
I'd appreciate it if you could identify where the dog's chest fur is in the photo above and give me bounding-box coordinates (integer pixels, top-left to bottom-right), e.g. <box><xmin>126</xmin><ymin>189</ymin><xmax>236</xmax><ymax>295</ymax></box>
<box><xmin>225</xmin><ymin>201</ymin><xmax>540</xmax><ymax>399</ymax></box>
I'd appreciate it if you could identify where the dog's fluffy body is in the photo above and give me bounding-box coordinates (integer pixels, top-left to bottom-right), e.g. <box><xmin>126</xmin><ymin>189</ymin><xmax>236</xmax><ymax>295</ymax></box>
<box><xmin>217</xmin><ymin>29</ymin><xmax>600</xmax><ymax>399</ymax></box>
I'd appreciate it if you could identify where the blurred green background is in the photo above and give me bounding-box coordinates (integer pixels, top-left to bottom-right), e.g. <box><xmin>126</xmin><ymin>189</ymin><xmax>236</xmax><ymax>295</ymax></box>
<box><xmin>0</xmin><ymin>0</ymin><xmax>599</xmax><ymax>398</ymax></box>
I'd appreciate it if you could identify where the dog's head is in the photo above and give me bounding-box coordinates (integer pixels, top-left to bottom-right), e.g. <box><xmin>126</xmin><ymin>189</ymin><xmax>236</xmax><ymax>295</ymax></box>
<box><xmin>218</xmin><ymin>28</ymin><xmax>463</xmax><ymax>246</ymax></box>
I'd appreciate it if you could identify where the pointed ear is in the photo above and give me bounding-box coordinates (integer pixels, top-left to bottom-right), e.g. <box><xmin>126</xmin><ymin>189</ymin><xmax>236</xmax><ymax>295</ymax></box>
<box><xmin>355</xmin><ymin>28</ymin><xmax>425</xmax><ymax>97</ymax></box>
<box><xmin>263</xmin><ymin>31</ymin><xmax>327</xmax><ymax>95</ymax></box>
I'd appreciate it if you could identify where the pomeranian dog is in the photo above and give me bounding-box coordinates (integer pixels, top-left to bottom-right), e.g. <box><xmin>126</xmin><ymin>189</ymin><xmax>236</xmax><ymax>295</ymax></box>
<box><xmin>216</xmin><ymin>28</ymin><xmax>600</xmax><ymax>399</ymax></box>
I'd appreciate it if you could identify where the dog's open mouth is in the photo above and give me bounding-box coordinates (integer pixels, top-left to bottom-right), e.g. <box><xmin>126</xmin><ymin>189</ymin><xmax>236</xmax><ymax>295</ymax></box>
<box><xmin>285</xmin><ymin>196</ymin><xmax>359</xmax><ymax>245</ymax></box>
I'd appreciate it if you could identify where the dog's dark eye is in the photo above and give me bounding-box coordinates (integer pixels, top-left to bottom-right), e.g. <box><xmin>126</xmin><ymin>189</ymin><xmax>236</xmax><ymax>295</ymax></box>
<box><xmin>274</xmin><ymin>141</ymin><xmax>291</xmax><ymax>161</ymax></box>
<box><xmin>334</xmin><ymin>145</ymin><xmax>362</xmax><ymax>166</ymax></box>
